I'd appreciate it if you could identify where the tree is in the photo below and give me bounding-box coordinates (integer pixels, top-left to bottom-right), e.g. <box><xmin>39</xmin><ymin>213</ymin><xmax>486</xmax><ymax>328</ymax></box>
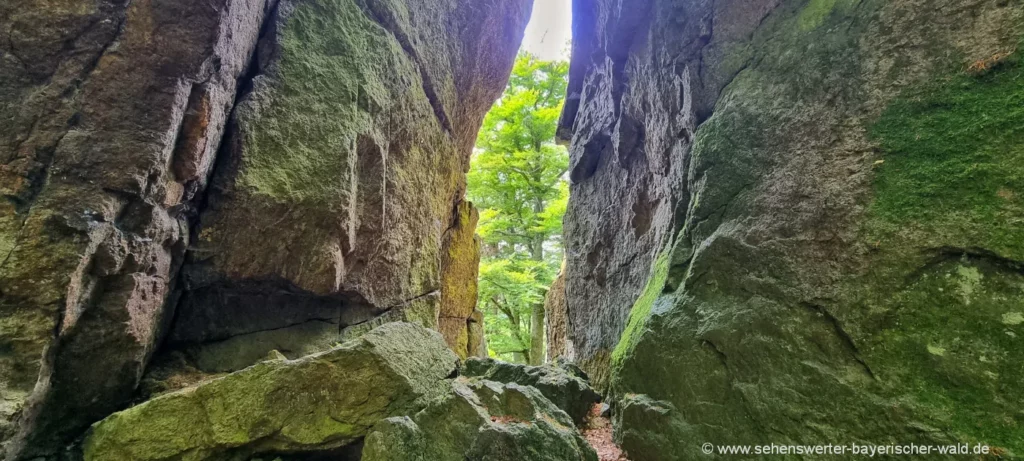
<box><xmin>469</xmin><ymin>52</ymin><xmax>569</xmax><ymax>364</ymax></box>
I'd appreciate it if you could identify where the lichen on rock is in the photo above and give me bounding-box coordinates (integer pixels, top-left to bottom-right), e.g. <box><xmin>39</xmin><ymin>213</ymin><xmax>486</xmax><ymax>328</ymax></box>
<box><xmin>82</xmin><ymin>323</ymin><xmax>458</xmax><ymax>461</ymax></box>
<box><xmin>544</xmin><ymin>266</ymin><xmax>570</xmax><ymax>361</ymax></box>
<box><xmin>463</xmin><ymin>358</ymin><xmax>601</xmax><ymax>425</ymax></box>
<box><xmin>439</xmin><ymin>200</ymin><xmax>483</xmax><ymax>359</ymax></box>
<box><xmin>362</xmin><ymin>377</ymin><xmax>598</xmax><ymax>461</ymax></box>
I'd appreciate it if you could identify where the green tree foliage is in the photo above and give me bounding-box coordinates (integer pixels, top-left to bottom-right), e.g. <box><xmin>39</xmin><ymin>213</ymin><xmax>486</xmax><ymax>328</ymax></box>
<box><xmin>469</xmin><ymin>52</ymin><xmax>569</xmax><ymax>364</ymax></box>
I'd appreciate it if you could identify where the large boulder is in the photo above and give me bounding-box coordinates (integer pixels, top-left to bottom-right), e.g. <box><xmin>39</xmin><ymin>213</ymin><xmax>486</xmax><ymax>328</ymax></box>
<box><xmin>463</xmin><ymin>358</ymin><xmax>600</xmax><ymax>425</ymax></box>
<box><xmin>82</xmin><ymin>323</ymin><xmax>458</xmax><ymax>461</ymax></box>
<box><xmin>560</xmin><ymin>0</ymin><xmax>1024</xmax><ymax>458</ymax></box>
<box><xmin>362</xmin><ymin>377</ymin><xmax>598</xmax><ymax>461</ymax></box>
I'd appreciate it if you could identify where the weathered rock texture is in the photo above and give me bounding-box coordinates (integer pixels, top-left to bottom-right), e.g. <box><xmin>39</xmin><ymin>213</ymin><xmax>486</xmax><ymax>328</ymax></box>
<box><xmin>362</xmin><ymin>377</ymin><xmax>598</xmax><ymax>461</ymax></box>
<box><xmin>89</xmin><ymin>326</ymin><xmax>604</xmax><ymax>461</ymax></box>
<box><xmin>561</xmin><ymin>0</ymin><xmax>1024</xmax><ymax>458</ymax></box>
<box><xmin>0</xmin><ymin>0</ymin><xmax>529</xmax><ymax>457</ymax></box>
<box><xmin>439</xmin><ymin>200</ymin><xmax>484</xmax><ymax>359</ymax></box>
<box><xmin>169</xmin><ymin>0</ymin><xmax>530</xmax><ymax>368</ymax></box>
<box><xmin>543</xmin><ymin>268</ymin><xmax>569</xmax><ymax>361</ymax></box>
<box><xmin>1</xmin><ymin>0</ymin><xmax>274</xmax><ymax>455</ymax></box>
<box><xmin>83</xmin><ymin>323</ymin><xmax>457</xmax><ymax>461</ymax></box>
<box><xmin>463</xmin><ymin>357</ymin><xmax>600</xmax><ymax>426</ymax></box>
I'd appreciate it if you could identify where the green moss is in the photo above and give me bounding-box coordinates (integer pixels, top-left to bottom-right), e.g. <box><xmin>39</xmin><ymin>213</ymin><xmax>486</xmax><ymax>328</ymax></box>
<box><xmin>859</xmin><ymin>46</ymin><xmax>1024</xmax><ymax>454</ymax></box>
<box><xmin>796</xmin><ymin>0</ymin><xmax>857</xmax><ymax>31</ymax></box>
<box><xmin>796</xmin><ymin>0</ymin><xmax>837</xmax><ymax>31</ymax></box>
<box><xmin>84</xmin><ymin>324</ymin><xmax>456</xmax><ymax>461</ymax></box>
<box><xmin>238</xmin><ymin>0</ymin><xmax>411</xmax><ymax>206</ymax></box>
<box><xmin>0</xmin><ymin>215</ymin><xmax>16</xmax><ymax>264</ymax></box>
<box><xmin>866</xmin><ymin>259</ymin><xmax>1024</xmax><ymax>452</ymax></box>
<box><xmin>868</xmin><ymin>49</ymin><xmax>1024</xmax><ymax>260</ymax></box>
<box><xmin>363</xmin><ymin>378</ymin><xmax>597</xmax><ymax>461</ymax></box>
<box><xmin>611</xmin><ymin>247</ymin><xmax>671</xmax><ymax>368</ymax></box>
<box><xmin>440</xmin><ymin>201</ymin><xmax>479</xmax><ymax>323</ymax></box>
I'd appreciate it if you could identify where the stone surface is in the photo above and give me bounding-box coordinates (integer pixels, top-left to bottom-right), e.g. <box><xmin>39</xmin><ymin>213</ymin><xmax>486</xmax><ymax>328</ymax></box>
<box><xmin>362</xmin><ymin>377</ymin><xmax>598</xmax><ymax>461</ymax></box>
<box><xmin>0</xmin><ymin>0</ymin><xmax>530</xmax><ymax>455</ymax></box>
<box><xmin>173</xmin><ymin>0</ymin><xmax>531</xmax><ymax>367</ymax></box>
<box><xmin>561</xmin><ymin>0</ymin><xmax>1024</xmax><ymax>458</ymax></box>
<box><xmin>556</xmin><ymin>0</ymin><xmax>694</xmax><ymax>391</ymax></box>
<box><xmin>544</xmin><ymin>267</ymin><xmax>569</xmax><ymax>361</ymax></box>
<box><xmin>439</xmin><ymin>200</ymin><xmax>482</xmax><ymax>359</ymax></box>
<box><xmin>466</xmin><ymin>309</ymin><xmax>487</xmax><ymax>358</ymax></box>
<box><xmin>463</xmin><ymin>358</ymin><xmax>600</xmax><ymax>425</ymax></box>
<box><xmin>82</xmin><ymin>323</ymin><xmax>458</xmax><ymax>461</ymax></box>
<box><xmin>0</xmin><ymin>0</ymin><xmax>274</xmax><ymax>456</ymax></box>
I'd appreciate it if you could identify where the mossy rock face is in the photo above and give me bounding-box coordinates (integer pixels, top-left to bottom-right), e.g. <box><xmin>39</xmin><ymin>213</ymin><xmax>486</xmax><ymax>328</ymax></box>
<box><xmin>462</xmin><ymin>358</ymin><xmax>601</xmax><ymax>425</ymax></box>
<box><xmin>1</xmin><ymin>0</ymin><xmax>529</xmax><ymax>456</ymax></box>
<box><xmin>867</xmin><ymin>51</ymin><xmax>1024</xmax><ymax>260</ymax></box>
<box><xmin>562</xmin><ymin>0</ymin><xmax>1024</xmax><ymax>459</ymax></box>
<box><xmin>165</xmin><ymin>0</ymin><xmax>531</xmax><ymax>385</ymax></box>
<box><xmin>439</xmin><ymin>201</ymin><xmax>482</xmax><ymax>359</ymax></box>
<box><xmin>362</xmin><ymin>378</ymin><xmax>598</xmax><ymax>461</ymax></box>
<box><xmin>0</xmin><ymin>0</ymin><xmax>274</xmax><ymax>453</ymax></box>
<box><xmin>82</xmin><ymin>323</ymin><xmax>458</xmax><ymax>461</ymax></box>
<box><xmin>184</xmin><ymin>0</ymin><xmax>530</xmax><ymax>307</ymax></box>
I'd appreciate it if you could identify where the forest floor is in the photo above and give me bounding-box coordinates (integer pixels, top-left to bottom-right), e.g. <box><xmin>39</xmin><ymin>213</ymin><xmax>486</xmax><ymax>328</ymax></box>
<box><xmin>582</xmin><ymin>404</ymin><xmax>629</xmax><ymax>461</ymax></box>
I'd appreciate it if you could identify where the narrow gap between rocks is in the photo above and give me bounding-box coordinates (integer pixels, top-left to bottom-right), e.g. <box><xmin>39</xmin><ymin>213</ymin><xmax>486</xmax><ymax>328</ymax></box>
<box><xmin>468</xmin><ymin>0</ymin><xmax>571</xmax><ymax>367</ymax></box>
<box><xmin>583</xmin><ymin>403</ymin><xmax>630</xmax><ymax>461</ymax></box>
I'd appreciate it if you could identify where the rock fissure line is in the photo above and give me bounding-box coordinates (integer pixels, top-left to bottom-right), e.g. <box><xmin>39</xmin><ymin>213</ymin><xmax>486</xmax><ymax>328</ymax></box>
<box><xmin>799</xmin><ymin>302</ymin><xmax>877</xmax><ymax>381</ymax></box>
<box><xmin>194</xmin><ymin>317</ymin><xmax>341</xmax><ymax>347</ymax></box>
<box><xmin>928</xmin><ymin>246</ymin><xmax>1024</xmax><ymax>275</ymax></box>
<box><xmin>336</xmin><ymin>289</ymin><xmax>442</xmax><ymax>336</ymax></box>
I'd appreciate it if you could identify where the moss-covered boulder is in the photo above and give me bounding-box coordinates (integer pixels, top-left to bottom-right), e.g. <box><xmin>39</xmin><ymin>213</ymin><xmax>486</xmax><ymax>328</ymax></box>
<box><xmin>82</xmin><ymin>323</ymin><xmax>457</xmax><ymax>461</ymax></box>
<box><xmin>462</xmin><ymin>358</ymin><xmax>600</xmax><ymax>425</ymax></box>
<box><xmin>362</xmin><ymin>377</ymin><xmax>598</xmax><ymax>461</ymax></box>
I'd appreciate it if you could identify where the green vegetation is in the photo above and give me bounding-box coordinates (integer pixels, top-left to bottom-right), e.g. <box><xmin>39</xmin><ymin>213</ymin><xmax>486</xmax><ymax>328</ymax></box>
<box><xmin>867</xmin><ymin>259</ymin><xmax>1024</xmax><ymax>452</ymax></box>
<box><xmin>469</xmin><ymin>52</ymin><xmax>569</xmax><ymax>364</ymax></box>
<box><xmin>868</xmin><ymin>47</ymin><xmax>1024</xmax><ymax>259</ymax></box>
<box><xmin>611</xmin><ymin>247</ymin><xmax>671</xmax><ymax>368</ymax></box>
<box><xmin>239</xmin><ymin>0</ymin><xmax>405</xmax><ymax>206</ymax></box>
<box><xmin>861</xmin><ymin>46</ymin><xmax>1024</xmax><ymax>453</ymax></box>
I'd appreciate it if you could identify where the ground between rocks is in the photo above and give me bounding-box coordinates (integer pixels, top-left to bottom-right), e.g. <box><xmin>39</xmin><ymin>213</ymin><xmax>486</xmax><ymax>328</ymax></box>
<box><xmin>582</xmin><ymin>404</ymin><xmax>628</xmax><ymax>461</ymax></box>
